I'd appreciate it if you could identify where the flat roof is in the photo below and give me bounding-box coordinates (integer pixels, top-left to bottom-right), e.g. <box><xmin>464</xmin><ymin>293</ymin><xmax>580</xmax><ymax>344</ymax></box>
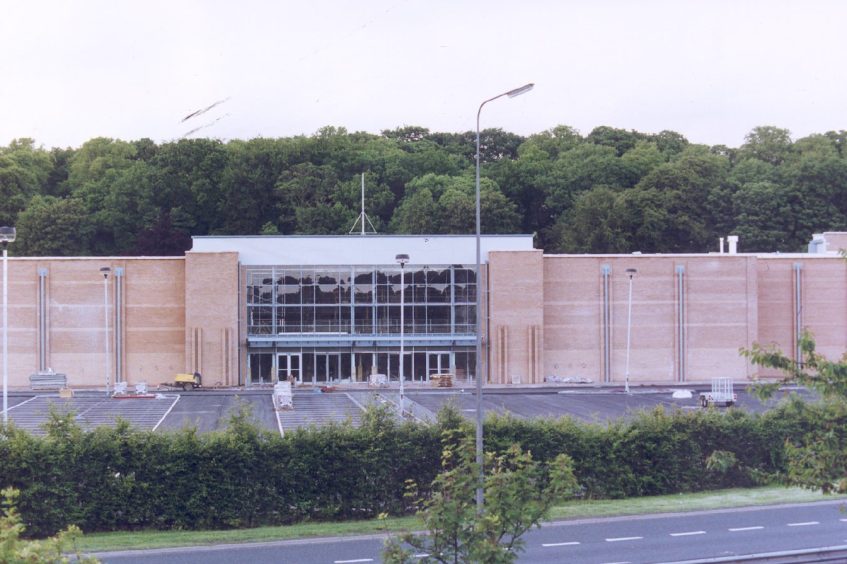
<box><xmin>190</xmin><ymin>234</ymin><xmax>535</xmax><ymax>266</ymax></box>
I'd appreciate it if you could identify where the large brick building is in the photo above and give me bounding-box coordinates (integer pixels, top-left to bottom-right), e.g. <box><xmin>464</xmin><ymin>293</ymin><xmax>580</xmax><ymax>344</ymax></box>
<box><xmin>2</xmin><ymin>233</ymin><xmax>845</xmax><ymax>389</ymax></box>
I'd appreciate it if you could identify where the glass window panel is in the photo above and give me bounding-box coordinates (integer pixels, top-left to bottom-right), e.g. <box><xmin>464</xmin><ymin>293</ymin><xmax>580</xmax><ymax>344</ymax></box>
<box><xmin>316</xmin><ymin>284</ymin><xmax>339</xmax><ymax>304</ymax></box>
<box><xmin>427</xmin><ymin>268</ymin><xmax>449</xmax><ymax>285</ymax></box>
<box><xmin>277</xmin><ymin>284</ymin><xmax>300</xmax><ymax>305</ymax></box>
<box><xmin>389</xmin><ymin>282</ymin><xmax>402</xmax><ymax>304</ymax></box>
<box><xmin>318</xmin><ymin>273</ymin><xmax>338</xmax><ymax>285</ymax></box>
<box><xmin>339</xmin><ymin>304</ymin><xmax>351</xmax><ymax>331</ymax></box>
<box><xmin>315</xmin><ymin>306</ymin><xmax>340</xmax><ymax>332</ymax></box>
<box><xmin>426</xmin><ymin>284</ymin><xmax>450</xmax><ymax>303</ymax></box>
<box><xmin>454</xmin><ymin>283</ymin><xmax>468</xmax><ymax>302</ymax></box>
<box><xmin>376</xmin><ymin>304</ymin><xmax>400</xmax><ymax>333</ymax></box>
<box><xmin>354</xmin><ymin>305</ymin><xmax>373</xmax><ymax>334</ymax></box>
<box><xmin>413</xmin><ymin>305</ymin><xmax>427</xmax><ymax>333</ymax></box>
<box><xmin>427</xmin><ymin>306</ymin><xmax>451</xmax><ymax>333</ymax></box>
<box><xmin>248</xmin><ymin>306</ymin><xmax>273</xmax><ymax>335</ymax></box>
<box><xmin>413</xmin><ymin>283</ymin><xmax>427</xmax><ymax>304</ymax></box>
<box><xmin>302</xmin><ymin>285</ymin><xmax>315</xmax><ymax>304</ymax></box>
<box><xmin>355</xmin><ymin>285</ymin><xmax>373</xmax><ymax>304</ymax></box>
<box><xmin>453</xmin><ymin>268</ymin><xmax>469</xmax><ymax>284</ymax></box>
<box><xmin>278</xmin><ymin>307</ymin><xmax>302</xmax><ymax>333</ymax></box>
<box><xmin>354</xmin><ymin>271</ymin><xmax>373</xmax><ymax>285</ymax></box>
<box><xmin>301</xmin><ymin>307</ymin><xmax>315</xmax><ymax>332</ymax></box>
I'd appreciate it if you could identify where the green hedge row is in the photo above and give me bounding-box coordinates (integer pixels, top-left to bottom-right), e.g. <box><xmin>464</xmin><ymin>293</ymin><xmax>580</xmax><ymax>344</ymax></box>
<box><xmin>0</xmin><ymin>396</ymin><xmax>836</xmax><ymax>536</ymax></box>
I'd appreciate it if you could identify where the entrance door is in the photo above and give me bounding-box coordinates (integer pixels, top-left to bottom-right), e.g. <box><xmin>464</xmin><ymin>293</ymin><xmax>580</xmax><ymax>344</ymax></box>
<box><xmin>248</xmin><ymin>353</ymin><xmax>273</xmax><ymax>384</ymax></box>
<box><xmin>427</xmin><ymin>352</ymin><xmax>451</xmax><ymax>378</ymax></box>
<box><xmin>277</xmin><ymin>353</ymin><xmax>302</xmax><ymax>383</ymax></box>
<box><xmin>315</xmin><ymin>353</ymin><xmax>341</xmax><ymax>383</ymax></box>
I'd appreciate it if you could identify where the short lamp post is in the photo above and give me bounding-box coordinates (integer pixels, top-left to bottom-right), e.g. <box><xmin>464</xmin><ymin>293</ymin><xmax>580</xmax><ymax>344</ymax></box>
<box><xmin>100</xmin><ymin>267</ymin><xmax>111</xmax><ymax>398</ymax></box>
<box><xmin>625</xmin><ymin>268</ymin><xmax>637</xmax><ymax>394</ymax></box>
<box><xmin>475</xmin><ymin>82</ymin><xmax>534</xmax><ymax>510</ymax></box>
<box><xmin>1</xmin><ymin>226</ymin><xmax>16</xmax><ymax>425</ymax></box>
<box><xmin>395</xmin><ymin>254</ymin><xmax>409</xmax><ymax>417</ymax></box>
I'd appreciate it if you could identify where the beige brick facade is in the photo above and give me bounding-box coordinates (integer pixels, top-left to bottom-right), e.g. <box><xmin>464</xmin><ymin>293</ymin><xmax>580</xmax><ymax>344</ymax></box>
<box><xmin>1</xmin><ymin>234</ymin><xmax>846</xmax><ymax>389</ymax></box>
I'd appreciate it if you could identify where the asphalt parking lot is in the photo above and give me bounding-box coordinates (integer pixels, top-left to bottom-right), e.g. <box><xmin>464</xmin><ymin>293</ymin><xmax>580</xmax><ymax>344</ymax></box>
<box><xmin>1</xmin><ymin>385</ymin><xmax>815</xmax><ymax>436</ymax></box>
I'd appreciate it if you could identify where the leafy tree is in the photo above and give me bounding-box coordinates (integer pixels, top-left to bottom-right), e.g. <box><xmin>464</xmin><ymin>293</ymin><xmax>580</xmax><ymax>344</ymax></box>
<box><xmin>545</xmin><ymin>144</ymin><xmax>632</xmax><ymax>218</ymax></box>
<box><xmin>548</xmin><ymin>185</ymin><xmax>627</xmax><ymax>253</ymax></box>
<box><xmin>520</xmin><ymin>125</ymin><xmax>582</xmax><ymax>160</ymax></box>
<box><xmin>383</xmin><ymin>433</ymin><xmax>579</xmax><ymax>564</ymax></box>
<box><xmin>732</xmin><ymin>181</ymin><xmax>795</xmax><ymax>251</ymax></box>
<box><xmin>14</xmin><ymin>196</ymin><xmax>89</xmax><ymax>256</ymax></box>
<box><xmin>739</xmin><ymin>126</ymin><xmax>793</xmax><ymax>165</ymax></box>
<box><xmin>586</xmin><ymin>126</ymin><xmax>646</xmax><ymax>156</ymax></box>
<box><xmin>0</xmin><ymin>139</ymin><xmax>54</xmax><ymax>226</ymax></box>
<box><xmin>743</xmin><ymin>330</ymin><xmax>847</xmax><ymax>493</ymax></box>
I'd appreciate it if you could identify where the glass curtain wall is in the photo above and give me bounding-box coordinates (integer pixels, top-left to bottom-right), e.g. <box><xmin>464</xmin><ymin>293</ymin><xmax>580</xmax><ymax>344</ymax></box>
<box><xmin>246</xmin><ymin>265</ymin><xmax>476</xmax><ymax>336</ymax></box>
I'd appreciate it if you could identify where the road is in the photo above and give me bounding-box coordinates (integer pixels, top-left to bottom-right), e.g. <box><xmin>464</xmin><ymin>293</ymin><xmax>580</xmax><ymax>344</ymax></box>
<box><xmin>95</xmin><ymin>500</ymin><xmax>847</xmax><ymax>563</ymax></box>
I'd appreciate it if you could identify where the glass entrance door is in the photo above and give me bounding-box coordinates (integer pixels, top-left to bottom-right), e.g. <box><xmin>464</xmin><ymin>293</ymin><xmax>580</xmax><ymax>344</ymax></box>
<box><xmin>277</xmin><ymin>353</ymin><xmax>301</xmax><ymax>383</ymax></box>
<box><xmin>427</xmin><ymin>352</ymin><xmax>451</xmax><ymax>378</ymax></box>
<box><xmin>248</xmin><ymin>353</ymin><xmax>273</xmax><ymax>384</ymax></box>
<box><xmin>315</xmin><ymin>353</ymin><xmax>341</xmax><ymax>383</ymax></box>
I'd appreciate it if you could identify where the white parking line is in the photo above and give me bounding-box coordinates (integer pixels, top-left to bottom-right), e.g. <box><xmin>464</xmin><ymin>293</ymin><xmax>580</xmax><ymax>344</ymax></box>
<box><xmin>413</xmin><ymin>554</ymin><xmax>429</xmax><ymax>559</ymax></box>
<box><xmin>542</xmin><ymin>541</ymin><xmax>580</xmax><ymax>547</ymax></box>
<box><xmin>788</xmin><ymin>521</ymin><xmax>819</xmax><ymax>527</ymax></box>
<box><xmin>670</xmin><ymin>530</ymin><xmax>706</xmax><ymax>537</ymax></box>
<box><xmin>729</xmin><ymin>526</ymin><xmax>764</xmax><ymax>532</ymax></box>
<box><xmin>606</xmin><ymin>536</ymin><xmax>643</xmax><ymax>542</ymax></box>
<box><xmin>152</xmin><ymin>394</ymin><xmax>180</xmax><ymax>432</ymax></box>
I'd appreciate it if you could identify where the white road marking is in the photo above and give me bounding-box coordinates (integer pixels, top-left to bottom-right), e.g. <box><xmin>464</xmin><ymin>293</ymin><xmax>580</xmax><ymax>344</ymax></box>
<box><xmin>670</xmin><ymin>530</ymin><xmax>706</xmax><ymax>537</ymax></box>
<box><xmin>606</xmin><ymin>536</ymin><xmax>643</xmax><ymax>542</ymax></box>
<box><xmin>840</xmin><ymin>518</ymin><xmax>847</xmax><ymax>522</ymax></box>
<box><xmin>542</xmin><ymin>541</ymin><xmax>581</xmax><ymax>547</ymax></box>
<box><xmin>152</xmin><ymin>395</ymin><xmax>180</xmax><ymax>432</ymax></box>
<box><xmin>334</xmin><ymin>559</ymin><xmax>373</xmax><ymax>563</ymax></box>
<box><xmin>413</xmin><ymin>555</ymin><xmax>429</xmax><ymax>559</ymax></box>
<box><xmin>729</xmin><ymin>526</ymin><xmax>764</xmax><ymax>532</ymax></box>
<box><xmin>788</xmin><ymin>521</ymin><xmax>819</xmax><ymax>527</ymax></box>
<box><xmin>600</xmin><ymin>561</ymin><xmax>632</xmax><ymax>564</ymax></box>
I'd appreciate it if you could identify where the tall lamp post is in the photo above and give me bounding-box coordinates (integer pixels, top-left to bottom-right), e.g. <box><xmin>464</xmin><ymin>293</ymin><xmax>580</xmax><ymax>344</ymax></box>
<box><xmin>100</xmin><ymin>267</ymin><xmax>111</xmax><ymax>398</ymax></box>
<box><xmin>1</xmin><ymin>226</ymin><xmax>16</xmax><ymax>425</ymax></box>
<box><xmin>395</xmin><ymin>254</ymin><xmax>409</xmax><ymax>417</ymax></box>
<box><xmin>625</xmin><ymin>268</ymin><xmax>637</xmax><ymax>394</ymax></box>
<box><xmin>475</xmin><ymin>82</ymin><xmax>534</xmax><ymax>509</ymax></box>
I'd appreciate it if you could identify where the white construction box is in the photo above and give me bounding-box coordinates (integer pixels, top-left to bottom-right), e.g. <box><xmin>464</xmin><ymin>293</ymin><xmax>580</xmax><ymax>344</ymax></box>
<box><xmin>274</xmin><ymin>381</ymin><xmax>293</xmax><ymax>410</ymax></box>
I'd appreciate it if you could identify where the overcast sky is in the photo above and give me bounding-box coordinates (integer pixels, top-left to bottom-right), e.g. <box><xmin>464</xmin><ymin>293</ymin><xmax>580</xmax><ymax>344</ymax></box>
<box><xmin>1</xmin><ymin>0</ymin><xmax>843</xmax><ymax>150</ymax></box>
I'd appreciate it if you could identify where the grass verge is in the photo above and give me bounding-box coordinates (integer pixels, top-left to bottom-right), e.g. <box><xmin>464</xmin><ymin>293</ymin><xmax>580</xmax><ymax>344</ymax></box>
<box><xmin>77</xmin><ymin>486</ymin><xmax>845</xmax><ymax>553</ymax></box>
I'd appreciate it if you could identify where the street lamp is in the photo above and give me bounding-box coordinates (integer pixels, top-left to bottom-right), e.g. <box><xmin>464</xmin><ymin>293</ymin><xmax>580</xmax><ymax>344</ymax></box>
<box><xmin>1</xmin><ymin>226</ymin><xmax>15</xmax><ymax>425</ymax></box>
<box><xmin>100</xmin><ymin>267</ymin><xmax>111</xmax><ymax>397</ymax></box>
<box><xmin>625</xmin><ymin>268</ymin><xmax>637</xmax><ymax>394</ymax></box>
<box><xmin>475</xmin><ymin>82</ymin><xmax>534</xmax><ymax>509</ymax></box>
<box><xmin>395</xmin><ymin>254</ymin><xmax>409</xmax><ymax>417</ymax></box>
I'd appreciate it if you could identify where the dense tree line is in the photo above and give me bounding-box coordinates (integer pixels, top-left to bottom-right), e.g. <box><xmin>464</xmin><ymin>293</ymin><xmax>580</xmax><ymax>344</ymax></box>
<box><xmin>1</xmin><ymin>124</ymin><xmax>846</xmax><ymax>256</ymax></box>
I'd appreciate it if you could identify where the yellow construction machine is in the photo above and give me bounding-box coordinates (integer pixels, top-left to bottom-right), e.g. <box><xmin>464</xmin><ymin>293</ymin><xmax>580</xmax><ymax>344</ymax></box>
<box><xmin>165</xmin><ymin>372</ymin><xmax>203</xmax><ymax>391</ymax></box>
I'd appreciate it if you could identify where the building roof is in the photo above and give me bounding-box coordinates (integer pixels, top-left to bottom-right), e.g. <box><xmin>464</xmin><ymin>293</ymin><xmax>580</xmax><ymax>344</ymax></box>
<box><xmin>190</xmin><ymin>234</ymin><xmax>535</xmax><ymax>266</ymax></box>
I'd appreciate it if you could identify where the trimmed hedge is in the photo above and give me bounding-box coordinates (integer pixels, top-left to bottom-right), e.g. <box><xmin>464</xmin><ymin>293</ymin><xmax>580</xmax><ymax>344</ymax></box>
<box><xmin>0</xmin><ymin>396</ymin><xmax>837</xmax><ymax>536</ymax></box>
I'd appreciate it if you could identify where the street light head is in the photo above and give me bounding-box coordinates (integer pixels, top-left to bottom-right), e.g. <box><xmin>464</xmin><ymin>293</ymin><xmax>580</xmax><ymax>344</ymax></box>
<box><xmin>100</xmin><ymin>267</ymin><xmax>111</xmax><ymax>278</ymax></box>
<box><xmin>0</xmin><ymin>227</ymin><xmax>16</xmax><ymax>244</ymax></box>
<box><xmin>506</xmin><ymin>83</ymin><xmax>534</xmax><ymax>98</ymax></box>
<box><xmin>626</xmin><ymin>268</ymin><xmax>637</xmax><ymax>278</ymax></box>
<box><xmin>395</xmin><ymin>253</ymin><xmax>410</xmax><ymax>265</ymax></box>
